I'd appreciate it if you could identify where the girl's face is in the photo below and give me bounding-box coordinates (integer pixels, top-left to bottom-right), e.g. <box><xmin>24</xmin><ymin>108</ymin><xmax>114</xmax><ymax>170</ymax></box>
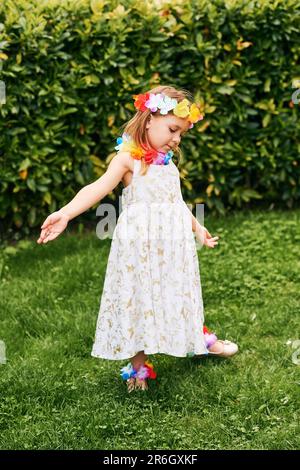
<box><xmin>146</xmin><ymin>114</ymin><xmax>190</xmax><ymax>152</ymax></box>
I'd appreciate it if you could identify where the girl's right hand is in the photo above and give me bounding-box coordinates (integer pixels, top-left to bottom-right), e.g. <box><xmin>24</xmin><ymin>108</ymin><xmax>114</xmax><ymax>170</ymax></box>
<box><xmin>195</xmin><ymin>224</ymin><xmax>219</xmax><ymax>249</ymax></box>
<box><xmin>37</xmin><ymin>210</ymin><xmax>70</xmax><ymax>244</ymax></box>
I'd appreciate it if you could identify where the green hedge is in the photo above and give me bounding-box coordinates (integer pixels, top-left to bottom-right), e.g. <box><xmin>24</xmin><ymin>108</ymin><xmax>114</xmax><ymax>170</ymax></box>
<box><xmin>0</xmin><ymin>0</ymin><xmax>300</xmax><ymax>237</ymax></box>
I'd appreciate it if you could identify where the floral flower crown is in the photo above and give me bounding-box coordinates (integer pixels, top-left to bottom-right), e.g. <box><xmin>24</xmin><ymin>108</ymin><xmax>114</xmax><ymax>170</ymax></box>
<box><xmin>133</xmin><ymin>92</ymin><xmax>204</xmax><ymax>129</ymax></box>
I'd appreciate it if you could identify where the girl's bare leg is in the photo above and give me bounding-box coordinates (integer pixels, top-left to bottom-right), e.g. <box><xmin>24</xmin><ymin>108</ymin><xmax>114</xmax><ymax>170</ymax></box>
<box><xmin>130</xmin><ymin>350</ymin><xmax>148</xmax><ymax>370</ymax></box>
<box><xmin>127</xmin><ymin>351</ymin><xmax>149</xmax><ymax>391</ymax></box>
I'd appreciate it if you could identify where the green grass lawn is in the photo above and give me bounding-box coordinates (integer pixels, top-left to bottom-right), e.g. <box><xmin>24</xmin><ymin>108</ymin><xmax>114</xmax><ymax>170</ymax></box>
<box><xmin>0</xmin><ymin>208</ymin><xmax>299</xmax><ymax>450</ymax></box>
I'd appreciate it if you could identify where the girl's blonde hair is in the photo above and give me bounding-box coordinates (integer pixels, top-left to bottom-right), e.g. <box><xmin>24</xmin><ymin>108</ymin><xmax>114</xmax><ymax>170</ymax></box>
<box><xmin>118</xmin><ymin>84</ymin><xmax>194</xmax><ymax>176</ymax></box>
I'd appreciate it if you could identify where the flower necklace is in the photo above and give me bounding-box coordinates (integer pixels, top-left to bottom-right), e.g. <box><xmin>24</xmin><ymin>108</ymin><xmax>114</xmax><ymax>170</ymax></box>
<box><xmin>115</xmin><ymin>133</ymin><xmax>174</xmax><ymax>165</ymax></box>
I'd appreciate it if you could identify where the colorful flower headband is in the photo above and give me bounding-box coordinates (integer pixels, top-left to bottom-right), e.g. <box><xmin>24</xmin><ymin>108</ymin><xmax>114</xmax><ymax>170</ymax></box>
<box><xmin>133</xmin><ymin>92</ymin><xmax>204</xmax><ymax>129</ymax></box>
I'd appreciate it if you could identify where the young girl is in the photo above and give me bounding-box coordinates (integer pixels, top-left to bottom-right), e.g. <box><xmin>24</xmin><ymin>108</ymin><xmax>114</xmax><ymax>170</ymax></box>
<box><xmin>37</xmin><ymin>85</ymin><xmax>238</xmax><ymax>392</ymax></box>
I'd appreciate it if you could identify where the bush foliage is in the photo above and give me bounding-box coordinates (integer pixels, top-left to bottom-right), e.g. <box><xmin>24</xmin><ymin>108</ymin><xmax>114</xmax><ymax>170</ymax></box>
<box><xmin>0</xmin><ymin>0</ymin><xmax>300</xmax><ymax>236</ymax></box>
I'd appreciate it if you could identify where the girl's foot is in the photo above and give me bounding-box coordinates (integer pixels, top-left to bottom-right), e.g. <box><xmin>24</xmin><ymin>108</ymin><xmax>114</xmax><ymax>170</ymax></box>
<box><xmin>201</xmin><ymin>326</ymin><xmax>238</xmax><ymax>358</ymax></box>
<box><xmin>134</xmin><ymin>377</ymin><xmax>148</xmax><ymax>391</ymax></box>
<box><xmin>207</xmin><ymin>339</ymin><xmax>238</xmax><ymax>357</ymax></box>
<box><xmin>126</xmin><ymin>377</ymin><xmax>136</xmax><ymax>393</ymax></box>
<box><xmin>120</xmin><ymin>361</ymin><xmax>157</xmax><ymax>392</ymax></box>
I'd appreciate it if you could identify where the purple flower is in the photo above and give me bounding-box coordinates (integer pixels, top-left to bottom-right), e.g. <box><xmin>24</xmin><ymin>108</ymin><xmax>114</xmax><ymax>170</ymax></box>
<box><xmin>204</xmin><ymin>333</ymin><xmax>217</xmax><ymax>348</ymax></box>
<box><xmin>136</xmin><ymin>365</ymin><xmax>150</xmax><ymax>380</ymax></box>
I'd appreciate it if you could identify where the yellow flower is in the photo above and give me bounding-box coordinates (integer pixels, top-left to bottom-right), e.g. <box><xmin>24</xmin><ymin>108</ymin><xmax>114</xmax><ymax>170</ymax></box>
<box><xmin>145</xmin><ymin>360</ymin><xmax>154</xmax><ymax>369</ymax></box>
<box><xmin>120</xmin><ymin>141</ymin><xmax>140</xmax><ymax>156</ymax></box>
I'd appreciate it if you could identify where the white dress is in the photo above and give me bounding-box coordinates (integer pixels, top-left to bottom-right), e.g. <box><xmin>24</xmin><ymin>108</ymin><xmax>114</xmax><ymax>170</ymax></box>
<box><xmin>91</xmin><ymin>158</ymin><xmax>208</xmax><ymax>360</ymax></box>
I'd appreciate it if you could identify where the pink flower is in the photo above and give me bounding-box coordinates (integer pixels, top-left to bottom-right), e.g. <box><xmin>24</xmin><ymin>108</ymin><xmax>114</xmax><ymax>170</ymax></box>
<box><xmin>136</xmin><ymin>365</ymin><xmax>150</xmax><ymax>380</ymax></box>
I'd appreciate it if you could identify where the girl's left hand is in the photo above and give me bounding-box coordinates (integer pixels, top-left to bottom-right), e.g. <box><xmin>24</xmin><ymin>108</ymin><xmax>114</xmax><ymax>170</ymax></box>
<box><xmin>195</xmin><ymin>224</ymin><xmax>219</xmax><ymax>248</ymax></box>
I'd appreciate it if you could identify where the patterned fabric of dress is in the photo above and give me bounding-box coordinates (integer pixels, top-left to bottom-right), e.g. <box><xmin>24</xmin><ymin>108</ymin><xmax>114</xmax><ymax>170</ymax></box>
<box><xmin>91</xmin><ymin>158</ymin><xmax>208</xmax><ymax>360</ymax></box>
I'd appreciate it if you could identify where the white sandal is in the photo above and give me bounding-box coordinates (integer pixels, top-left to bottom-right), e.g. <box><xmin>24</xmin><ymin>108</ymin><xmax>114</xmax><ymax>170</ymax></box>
<box><xmin>207</xmin><ymin>340</ymin><xmax>238</xmax><ymax>357</ymax></box>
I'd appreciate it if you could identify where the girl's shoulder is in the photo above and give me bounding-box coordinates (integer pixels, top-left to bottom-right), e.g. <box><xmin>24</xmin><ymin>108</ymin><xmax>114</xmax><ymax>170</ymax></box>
<box><xmin>114</xmin><ymin>150</ymin><xmax>134</xmax><ymax>173</ymax></box>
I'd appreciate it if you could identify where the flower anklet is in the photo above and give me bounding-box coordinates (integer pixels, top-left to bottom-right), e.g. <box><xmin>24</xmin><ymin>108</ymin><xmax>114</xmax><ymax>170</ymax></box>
<box><xmin>203</xmin><ymin>325</ymin><xmax>218</xmax><ymax>349</ymax></box>
<box><xmin>187</xmin><ymin>325</ymin><xmax>218</xmax><ymax>357</ymax></box>
<box><xmin>120</xmin><ymin>360</ymin><xmax>157</xmax><ymax>392</ymax></box>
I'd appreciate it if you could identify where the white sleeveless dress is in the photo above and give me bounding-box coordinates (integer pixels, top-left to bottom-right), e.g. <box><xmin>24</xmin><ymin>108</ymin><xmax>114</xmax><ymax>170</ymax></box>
<box><xmin>91</xmin><ymin>158</ymin><xmax>208</xmax><ymax>360</ymax></box>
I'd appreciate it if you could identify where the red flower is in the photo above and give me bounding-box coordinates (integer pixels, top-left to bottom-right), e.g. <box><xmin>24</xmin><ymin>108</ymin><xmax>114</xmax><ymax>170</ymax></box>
<box><xmin>133</xmin><ymin>93</ymin><xmax>150</xmax><ymax>112</ymax></box>
<box><xmin>144</xmin><ymin>364</ymin><xmax>157</xmax><ymax>379</ymax></box>
<box><xmin>203</xmin><ymin>325</ymin><xmax>209</xmax><ymax>334</ymax></box>
<box><xmin>144</xmin><ymin>148</ymin><xmax>158</xmax><ymax>164</ymax></box>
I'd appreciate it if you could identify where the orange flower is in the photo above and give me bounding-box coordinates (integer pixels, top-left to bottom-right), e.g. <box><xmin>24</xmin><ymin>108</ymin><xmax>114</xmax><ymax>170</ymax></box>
<box><xmin>131</xmin><ymin>147</ymin><xmax>144</xmax><ymax>160</ymax></box>
<box><xmin>19</xmin><ymin>169</ymin><xmax>28</xmax><ymax>180</ymax></box>
<box><xmin>189</xmin><ymin>103</ymin><xmax>204</xmax><ymax>123</ymax></box>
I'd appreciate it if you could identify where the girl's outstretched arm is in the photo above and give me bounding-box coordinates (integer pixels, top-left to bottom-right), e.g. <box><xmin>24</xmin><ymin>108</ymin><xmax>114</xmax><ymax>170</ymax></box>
<box><xmin>37</xmin><ymin>152</ymin><xmax>131</xmax><ymax>244</ymax></box>
<box><xmin>184</xmin><ymin>203</ymin><xmax>204</xmax><ymax>232</ymax></box>
<box><xmin>184</xmin><ymin>203</ymin><xmax>219</xmax><ymax>249</ymax></box>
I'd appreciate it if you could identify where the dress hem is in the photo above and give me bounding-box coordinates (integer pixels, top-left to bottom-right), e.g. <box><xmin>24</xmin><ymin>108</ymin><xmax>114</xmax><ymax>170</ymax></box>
<box><xmin>91</xmin><ymin>347</ymin><xmax>208</xmax><ymax>361</ymax></box>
